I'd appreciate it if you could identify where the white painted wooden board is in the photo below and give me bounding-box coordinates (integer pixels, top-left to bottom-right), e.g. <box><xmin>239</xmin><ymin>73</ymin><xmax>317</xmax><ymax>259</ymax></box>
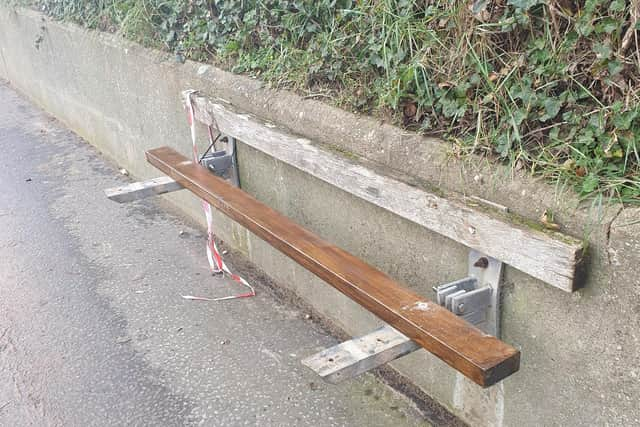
<box><xmin>302</xmin><ymin>325</ymin><xmax>419</xmax><ymax>384</ymax></box>
<box><xmin>187</xmin><ymin>94</ymin><xmax>584</xmax><ymax>292</ymax></box>
<box><xmin>105</xmin><ymin>176</ymin><xmax>183</xmax><ymax>203</ymax></box>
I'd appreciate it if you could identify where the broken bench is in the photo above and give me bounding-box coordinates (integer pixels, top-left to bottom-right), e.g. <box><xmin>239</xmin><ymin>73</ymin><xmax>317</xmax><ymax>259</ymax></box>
<box><xmin>105</xmin><ymin>93</ymin><xmax>585</xmax><ymax>388</ymax></box>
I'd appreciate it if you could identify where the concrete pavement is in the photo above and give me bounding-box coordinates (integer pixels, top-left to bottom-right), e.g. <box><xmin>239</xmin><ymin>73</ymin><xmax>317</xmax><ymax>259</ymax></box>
<box><xmin>0</xmin><ymin>81</ymin><xmax>431</xmax><ymax>427</ymax></box>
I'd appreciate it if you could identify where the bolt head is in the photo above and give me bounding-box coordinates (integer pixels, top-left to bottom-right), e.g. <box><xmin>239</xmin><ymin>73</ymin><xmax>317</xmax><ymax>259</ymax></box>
<box><xmin>474</xmin><ymin>257</ymin><xmax>489</xmax><ymax>268</ymax></box>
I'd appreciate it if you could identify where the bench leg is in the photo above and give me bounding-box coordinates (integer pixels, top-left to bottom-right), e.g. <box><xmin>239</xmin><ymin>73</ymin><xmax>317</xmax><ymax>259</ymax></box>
<box><xmin>304</xmin><ymin>250</ymin><xmax>505</xmax><ymax>384</ymax></box>
<box><xmin>301</xmin><ymin>325</ymin><xmax>419</xmax><ymax>384</ymax></box>
<box><xmin>104</xmin><ymin>176</ymin><xmax>183</xmax><ymax>203</ymax></box>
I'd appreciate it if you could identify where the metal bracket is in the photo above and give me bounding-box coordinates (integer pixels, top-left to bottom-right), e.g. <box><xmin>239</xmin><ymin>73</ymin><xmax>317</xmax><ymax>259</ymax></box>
<box><xmin>434</xmin><ymin>250</ymin><xmax>504</xmax><ymax>336</ymax></box>
<box><xmin>200</xmin><ymin>135</ymin><xmax>240</xmax><ymax>187</ymax></box>
<box><xmin>303</xmin><ymin>250</ymin><xmax>505</xmax><ymax>384</ymax></box>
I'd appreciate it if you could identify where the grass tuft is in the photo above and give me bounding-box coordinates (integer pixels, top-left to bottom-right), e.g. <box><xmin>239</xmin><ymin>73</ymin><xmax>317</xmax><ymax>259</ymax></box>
<box><xmin>11</xmin><ymin>0</ymin><xmax>640</xmax><ymax>203</ymax></box>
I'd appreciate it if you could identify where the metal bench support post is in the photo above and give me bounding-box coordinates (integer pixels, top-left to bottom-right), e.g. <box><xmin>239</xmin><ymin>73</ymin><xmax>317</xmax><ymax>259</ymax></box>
<box><xmin>302</xmin><ymin>249</ymin><xmax>506</xmax><ymax>384</ymax></box>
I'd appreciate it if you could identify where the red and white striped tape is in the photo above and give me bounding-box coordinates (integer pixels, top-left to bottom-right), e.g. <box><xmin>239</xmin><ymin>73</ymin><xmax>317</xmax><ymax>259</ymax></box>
<box><xmin>181</xmin><ymin>90</ymin><xmax>255</xmax><ymax>302</ymax></box>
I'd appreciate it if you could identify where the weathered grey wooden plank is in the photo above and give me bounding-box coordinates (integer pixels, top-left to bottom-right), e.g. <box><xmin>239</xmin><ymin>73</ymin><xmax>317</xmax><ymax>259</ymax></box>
<box><xmin>104</xmin><ymin>176</ymin><xmax>183</xmax><ymax>203</ymax></box>
<box><xmin>302</xmin><ymin>325</ymin><xmax>419</xmax><ymax>384</ymax></box>
<box><xmin>187</xmin><ymin>94</ymin><xmax>584</xmax><ymax>292</ymax></box>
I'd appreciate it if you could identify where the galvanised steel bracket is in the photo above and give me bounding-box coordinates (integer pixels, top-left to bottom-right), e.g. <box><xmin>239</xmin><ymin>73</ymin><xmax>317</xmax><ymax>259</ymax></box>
<box><xmin>200</xmin><ymin>135</ymin><xmax>240</xmax><ymax>187</ymax></box>
<box><xmin>434</xmin><ymin>250</ymin><xmax>504</xmax><ymax>337</ymax></box>
<box><xmin>304</xmin><ymin>249</ymin><xmax>508</xmax><ymax>384</ymax></box>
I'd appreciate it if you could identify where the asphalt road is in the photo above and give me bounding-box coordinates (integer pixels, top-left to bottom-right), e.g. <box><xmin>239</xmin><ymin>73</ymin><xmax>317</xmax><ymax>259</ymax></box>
<box><xmin>0</xmin><ymin>81</ymin><xmax>430</xmax><ymax>427</ymax></box>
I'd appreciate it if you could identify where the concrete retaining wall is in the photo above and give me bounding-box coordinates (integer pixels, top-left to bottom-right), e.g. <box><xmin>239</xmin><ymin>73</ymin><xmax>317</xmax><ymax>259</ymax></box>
<box><xmin>1</xmin><ymin>7</ymin><xmax>638</xmax><ymax>426</ymax></box>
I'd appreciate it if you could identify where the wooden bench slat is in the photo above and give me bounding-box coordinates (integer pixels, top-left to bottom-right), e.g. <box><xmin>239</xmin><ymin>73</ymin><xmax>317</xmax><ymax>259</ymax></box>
<box><xmin>189</xmin><ymin>96</ymin><xmax>584</xmax><ymax>292</ymax></box>
<box><xmin>146</xmin><ymin>146</ymin><xmax>520</xmax><ymax>387</ymax></box>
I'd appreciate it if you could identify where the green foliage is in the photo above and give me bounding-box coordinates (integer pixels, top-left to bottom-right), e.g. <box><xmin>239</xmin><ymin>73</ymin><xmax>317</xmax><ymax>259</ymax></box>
<box><xmin>18</xmin><ymin>0</ymin><xmax>640</xmax><ymax>203</ymax></box>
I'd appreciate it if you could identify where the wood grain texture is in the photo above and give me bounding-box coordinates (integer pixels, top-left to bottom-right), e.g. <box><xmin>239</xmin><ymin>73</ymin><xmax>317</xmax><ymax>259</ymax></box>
<box><xmin>302</xmin><ymin>325</ymin><xmax>419</xmax><ymax>384</ymax></box>
<box><xmin>188</xmin><ymin>95</ymin><xmax>584</xmax><ymax>292</ymax></box>
<box><xmin>104</xmin><ymin>176</ymin><xmax>183</xmax><ymax>203</ymax></box>
<box><xmin>146</xmin><ymin>146</ymin><xmax>520</xmax><ymax>387</ymax></box>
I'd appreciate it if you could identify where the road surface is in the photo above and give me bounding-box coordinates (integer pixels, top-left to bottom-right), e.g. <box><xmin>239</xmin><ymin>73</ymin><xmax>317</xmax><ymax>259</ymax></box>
<box><xmin>0</xmin><ymin>81</ymin><xmax>434</xmax><ymax>426</ymax></box>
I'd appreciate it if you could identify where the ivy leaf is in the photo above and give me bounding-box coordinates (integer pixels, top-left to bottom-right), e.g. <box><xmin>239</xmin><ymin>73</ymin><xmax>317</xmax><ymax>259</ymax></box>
<box><xmin>439</xmin><ymin>97</ymin><xmax>466</xmax><ymax>118</ymax></box>
<box><xmin>581</xmin><ymin>173</ymin><xmax>599</xmax><ymax>194</ymax></box>
<box><xmin>512</xmin><ymin>109</ymin><xmax>527</xmax><ymax>126</ymax></box>
<box><xmin>471</xmin><ymin>0</ymin><xmax>488</xmax><ymax>15</ymax></box>
<box><xmin>595</xmin><ymin>18</ymin><xmax>618</xmax><ymax>34</ymax></box>
<box><xmin>496</xmin><ymin>133</ymin><xmax>513</xmax><ymax>157</ymax></box>
<box><xmin>607</xmin><ymin>60</ymin><xmax>624</xmax><ymax>77</ymax></box>
<box><xmin>577</xmin><ymin>129</ymin><xmax>595</xmax><ymax>145</ymax></box>
<box><xmin>593</xmin><ymin>42</ymin><xmax>613</xmax><ymax>59</ymax></box>
<box><xmin>370</xmin><ymin>54</ymin><xmax>384</xmax><ymax>68</ymax></box>
<box><xmin>539</xmin><ymin>98</ymin><xmax>561</xmax><ymax>121</ymax></box>
<box><xmin>613</xmin><ymin>110</ymin><xmax>638</xmax><ymax>130</ymax></box>
<box><xmin>400</xmin><ymin>65</ymin><xmax>416</xmax><ymax>86</ymax></box>
<box><xmin>609</xmin><ymin>0</ymin><xmax>625</xmax><ymax>12</ymax></box>
<box><xmin>507</xmin><ymin>0</ymin><xmax>541</xmax><ymax>10</ymax></box>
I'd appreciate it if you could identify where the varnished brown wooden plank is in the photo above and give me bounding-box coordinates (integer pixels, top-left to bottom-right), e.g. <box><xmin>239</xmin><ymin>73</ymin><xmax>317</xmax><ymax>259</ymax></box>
<box><xmin>146</xmin><ymin>146</ymin><xmax>520</xmax><ymax>387</ymax></box>
<box><xmin>188</xmin><ymin>95</ymin><xmax>584</xmax><ymax>292</ymax></box>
